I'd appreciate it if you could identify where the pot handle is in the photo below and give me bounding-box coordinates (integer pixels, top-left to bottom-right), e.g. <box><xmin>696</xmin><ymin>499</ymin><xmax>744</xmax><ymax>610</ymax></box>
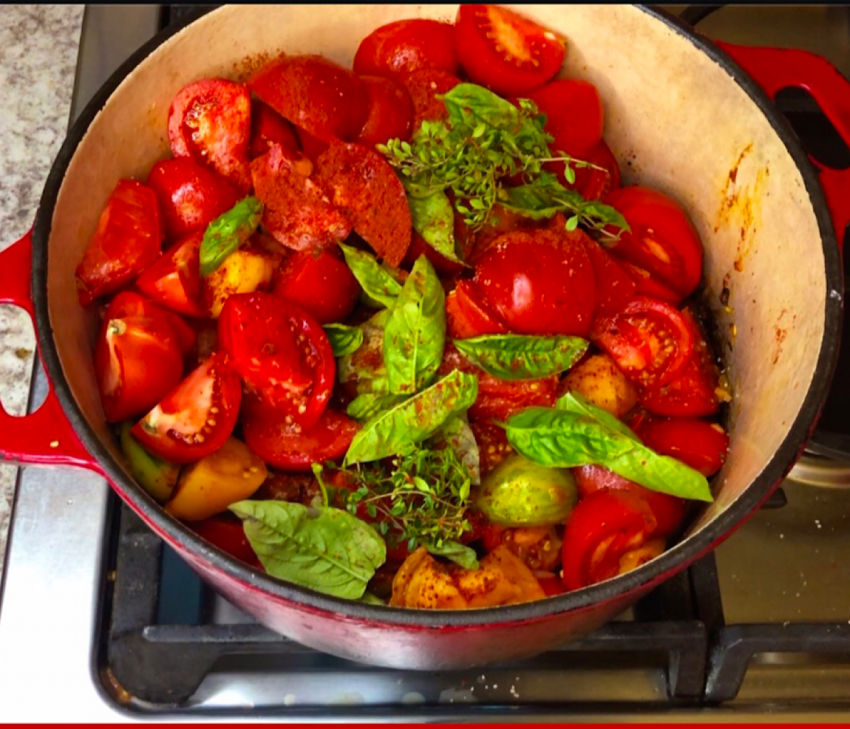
<box><xmin>717</xmin><ymin>41</ymin><xmax>850</xmax><ymax>251</ymax></box>
<box><xmin>0</xmin><ymin>231</ymin><xmax>102</xmax><ymax>472</ymax></box>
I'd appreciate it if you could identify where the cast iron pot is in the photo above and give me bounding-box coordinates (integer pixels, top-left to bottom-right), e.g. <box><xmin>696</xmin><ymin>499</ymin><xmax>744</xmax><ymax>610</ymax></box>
<box><xmin>1</xmin><ymin>4</ymin><xmax>849</xmax><ymax>670</ymax></box>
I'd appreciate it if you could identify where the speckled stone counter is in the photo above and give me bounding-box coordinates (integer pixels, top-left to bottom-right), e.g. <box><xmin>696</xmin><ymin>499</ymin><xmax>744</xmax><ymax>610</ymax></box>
<box><xmin>0</xmin><ymin>5</ymin><xmax>85</xmax><ymax>575</ymax></box>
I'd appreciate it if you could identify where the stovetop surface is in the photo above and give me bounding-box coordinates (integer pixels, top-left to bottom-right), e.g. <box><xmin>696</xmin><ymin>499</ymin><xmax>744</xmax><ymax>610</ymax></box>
<box><xmin>1</xmin><ymin>4</ymin><xmax>850</xmax><ymax>722</ymax></box>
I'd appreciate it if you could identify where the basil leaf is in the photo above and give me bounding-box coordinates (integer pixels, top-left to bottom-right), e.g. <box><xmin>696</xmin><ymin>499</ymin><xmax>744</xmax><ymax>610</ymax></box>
<box><xmin>346</xmin><ymin>392</ymin><xmax>406</xmax><ymax>421</ymax></box>
<box><xmin>505</xmin><ymin>406</ymin><xmax>712</xmax><ymax>502</ymax></box>
<box><xmin>555</xmin><ymin>391</ymin><xmax>640</xmax><ymax>442</ymax></box>
<box><xmin>431</xmin><ymin>415</ymin><xmax>480</xmax><ymax>486</ymax></box>
<box><xmin>339</xmin><ymin>242</ymin><xmax>403</xmax><ymax>308</ymax></box>
<box><xmin>406</xmin><ymin>187</ymin><xmax>463</xmax><ymax>264</ymax></box>
<box><xmin>383</xmin><ymin>255</ymin><xmax>446</xmax><ymax>395</ymax></box>
<box><xmin>338</xmin><ymin>309</ymin><xmax>390</xmax><ymax>395</ymax></box>
<box><xmin>425</xmin><ymin>540</ymin><xmax>479</xmax><ymax>570</ymax></box>
<box><xmin>441</xmin><ymin>83</ymin><xmax>523</xmax><ymax>131</ymax></box>
<box><xmin>323</xmin><ymin>323</ymin><xmax>364</xmax><ymax>358</ymax></box>
<box><xmin>229</xmin><ymin>500</ymin><xmax>386</xmax><ymax>600</ymax></box>
<box><xmin>199</xmin><ymin>196</ymin><xmax>263</xmax><ymax>276</ymax></box>
<box><xmin>454</xmin><ymin>334</ymin><xmax>588</xmax><ymax>380</ymax></box>
<box><xmin>344</xmin><ymin>369</ymin><xmax>479</xmax><ymax>466</ymax></box>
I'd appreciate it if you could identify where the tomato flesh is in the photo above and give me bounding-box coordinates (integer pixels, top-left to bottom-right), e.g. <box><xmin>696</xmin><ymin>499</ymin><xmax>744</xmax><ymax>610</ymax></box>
<box><xmin>106</xmin><ymin>291</ymin><xmax>196</xmax><ymax>355</ymax></box>
<box><xmin>135</xmin><ymin>232</ymin><xmax>206</xmax><ymax>318</ymax></box>
<box><xmin>454</xmin><ymin>4</ymin><xmax>565</xmax><ymax>96</ymax></box>
<box><xmin>75</xmin><ymin>179</ymin><xmax>162</xmax><ymax>306</ymax></box>
<box><xmin>248</xmin><ymin>99</ymin><xmax>299</xmax><ymax>160</ymax></box>
<box><xmin>131</xmin><ymin>351</ymin><xmax>242</xmax><ymax>464</ymax></box>
<box><xmin>446</xmin><ymin>280</ymin><xmax>508</xmax><ymax>339</ymax></box>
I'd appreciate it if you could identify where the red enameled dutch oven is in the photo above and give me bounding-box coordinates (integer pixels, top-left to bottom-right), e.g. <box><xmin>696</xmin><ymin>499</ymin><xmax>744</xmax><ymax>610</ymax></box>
<box><xmin>1</xmin><ymin>5</ymin><xmax>849</xmax><ymax>670</ymax></box>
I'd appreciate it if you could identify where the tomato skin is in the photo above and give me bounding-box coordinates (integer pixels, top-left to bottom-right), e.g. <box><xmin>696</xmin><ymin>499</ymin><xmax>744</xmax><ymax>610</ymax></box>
<box><xmin>131</xmin><ymin>351</ymin><xmax>242</xmax><ymax>464</ymax></box>
<box><xmin>620</xmin><ymin>261</ymin><xmax>683</xmax><ymax>305</ymax></box>
<box><xmin>242</xmin><ymin>401</ymin><xmax>358</xmax><ymax>472</ymax></box>
<box><xmin>354</xmin><ymin>19</ymin><xmax>459</xmax><ymax>77</ymax></box>
<box><xmin>469</xmin><ymin>420</ymin><xmax>514</xmax><ymax>476</ymax></box>
<box><xmin>561</xmin><ymin>489</ymin><xmax>657</xmax><ymax>591</ymax></box>
<box><xmin>565</xmin><ymin>140</ymin><xmax>621</xmax><ymax>201</ymax></box>
<box><xmin>272</xmin><ymin>249</ymin><xmax>361</xmax><ymax>324</ymax></box>
<box><xmin>94</xmin><ymin>314</ymin><xmax>184</xmax><ymax>423</ymax></box>
<box><xmin>167</xmin><ymin>78</ymin><xmax>252</xmax><ymax>193</ymax></box>
<box><xmin>218</xmin><ymin>292</ymin><xmax>335</xmax><ymax>431</ymax></box>
<box><xmin>248</xmin><ymin>100</ymin><xmax>299</xmax><ymax>160</ymax></box>
<box><xmin>105</xmin><ymin>291</ymin><xmax>196</xmax><ymax>355</ymax></box>
<box><xmin>75</xmin><ymin>179</ymin><xmax>162</xmax><ymax>306</ymax></box>
<box><xmin>295</xmin><ymin>127</ymin><xmax>329</xmax><ymax>163</ymax></box>
<box><xmin>639</xmin><ymin>418</ymin><xmax>730</xmax><ymax>477</ymax></box>
<box><xmin>446</xmin><ymin>280</ymin><xmax>508</xmax><ymax>339</ymax></box>
<box><xmin>590</xmin><ymin>296</ymin><xmax>697</xmax><ymax>389</ymax></box>
<box><xmin>146</xmin><ymin>158</ymin><xmax>240</xmax><ymax>242</ymax></box>
<box><xmin>572</xmin><ymin>464</ymin><xmax>687</xmax><ymax>539</ymax></box>
<box><xmin>189</xmin><ymin>515</ymin><xmax>263</xmax><ymax>570</ymax></box>
<box><xmin>249</xmin><ymin>55</ymin><xmax>369</xmax><ymax>144</ymax></box>
<box><xmin>603</xmin><ymin>186</ymin><xmax>704</xmax><ymax>299</ymax></box>
<box><xmin>529</xmin><ymin>79</ymin><xmax>604</xmax><ymax>157</ymax></box>
<box><xmin>582</xmin><ymin>237</ymin><xmax>637</xmax><ymax>319</ymax></box>
<box><xmin>355</xmin><ymin>75</ymin><xmax>414</xmax><ymax>148</ymax></box>
<box><xmin>135</xmin><ymin>232</ymin><xmax>206</xmax><ymax>318</ymax></box>
<box><xmin>473</xmin><ymin>229</ymin><xmax>596</xmax><ymax>337</ymax></box>
<box><xmin>454</xmin><ymin>4</ymin><xmax>565</xmax><ymax>96</ymax></box>
<box><xmin>397</xmin><ymin>68</ymin><xmax>461</xmax><ymax>132</ymax></box>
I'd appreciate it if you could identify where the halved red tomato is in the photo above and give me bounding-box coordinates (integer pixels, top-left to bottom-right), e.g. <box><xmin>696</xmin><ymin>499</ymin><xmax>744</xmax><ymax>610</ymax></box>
<box><xmin>146</xmin><ymin>157</ymin><xmax>241</xmax><ymax>242</ymax></box>
<box><xmin>94</xmin><ymin>314</ymin><xmax>184</xmax><ymax>423</ymax></box>
<box><xmin>167</xmin><ymin>78</ymin><xmax>252</xmax><ymax>193</ymax></box>
<box><xmin>638</xmin><ymin>418</ymin><xmax>730</xmax><ymax>477</ymax></box>
<box><xmin>454</xmin><ymin>5</ymin><xmax>565</xmax><ymax>96</ymax></box>
<box><xmin>135</xmin><ymin>232</ymin><xmax>206</xmax><ymax>318</ymax></box>
<box><xmin>355</xmin><ymin>75</ymin><xmax>414</xmax><ymax>148</ymax></box>
<box><xmin>242</xmin><ymin>400</ymin><xmax>358</xmax><ymax>472</ymax></box>
<box><xmin>354</xmin><ymin>18</ymin><xmax>459</xmax><ymax>77</ymax></box>
<box><xmin>603</xmin><ymin>186</ymin><xmax>704</xmax><ymax>299</ymax></box>
<box><xmin>397</xmin><ymin>68</ymin><xmax>461</xmax><ymax>132</ymax></box>
<box><xmin>248</xmin><ymin>99</ymin><xmax>299</xmax><ymax>160</ymax></box>
<box><xmin>446</xmin><ymin>280</ymin><xmax>508</xmax><ymax>339</ymax></box>
<box><xmin>105</xmin><ymin>291</ymin><xmax>196</xmax><ymax>354</ymax></box>
<box><xmin>590</xmin><ymin>296</ymin><xmax>696</xmax><ymax>389</ymax></box>
<box><xmin>75</xmin><ymin>179</ymin><xmax>162</xmax><ymax>306</ymax></box>
<box><xmin>218</xmin><ymin>292</ymin><xmax>335</xmax><ymax>430</ymax></box>
<box><xmin>565</xmin><ymin>139</ymin><xmax>621</xmax><ymax>201</ymax></box>
<box><xmin>272</xmin><ymin>248</ymin><xmax>361</xmax><ymax>325</ymax></box>
<box><xmin>131</xmin><ymin>351</ymin><xmax>242</xmax><ymax>464</ymax></box>
<box><xmin>582</xmin><ymin>234</ymin><xmax>636</xmax><ymax>319</ymax></box>
<box><xmin>528</xmin><ymin>79</ymin><xmax>604</xmax><ymax>157</ymax></box>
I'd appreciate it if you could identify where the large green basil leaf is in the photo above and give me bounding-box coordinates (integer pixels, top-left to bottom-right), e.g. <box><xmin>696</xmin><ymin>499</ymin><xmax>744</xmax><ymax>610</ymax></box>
<box><xmin>425</xmin><ymin>540</ymin><xmax>479</xmax><ymax>570</ymax></box>
<box><xmin>338</xmin><ymin>309</ymin><xmax>390</xmax><ymax>396</ymax></box>
<box><xmin>344</xmin><ymin>369</ymin><xmax>479</xmax><ymax>466</ymax></box>
<box><xmin>406</xmin><ymin>187</ymin><xmax>463</xmax><ymax>264</ymax></box>
<box><xmin>555</xmin><ymin>391</ymin><xmax>640</xmax><ymax>442</ymax></box>
<box><xmin>229</xmin><ymin>500</ymin><xmax>386</xmax><ymax>600</ymax></box>
<box><xmin>431</xmin><ymin>415</ymin><xmax>480</xmax><ymax>486</ymax></box>
<box><xmin>339</xmin><ymin>242</ymin><xmax>403</xmax><ymax>309</ymax></box>
<box><xmin>199</xmin><ymin>196</ymin><xmax>264</xmax><ymax>276</ymax></box>
<box><xmin>346</xmin><ymin>392</ymin><xmax>406</xmax><ymax>421</ymax></box>
<box><xmin>504</xmin><ymin>404</ymin><xmax>713</xmax><ymax>502</ymax></box>
<box><xmin>454</xmin><ymin>334</ymin><xmax>588</xmax><ymax>380</ymax></box>
<box><xmin>383</xmin><ymin>255</ymin><xmax>446</xmax><ymax>395</ymax></box>
<box><xmin>441</xmin><ymin>83</ymin><xmax>524</xmax><ymax>131</ymax></box>
<box><xmin>323</xmin><ymin>323</ymin><xmax>364</xmax><ymax>358</ymax></box>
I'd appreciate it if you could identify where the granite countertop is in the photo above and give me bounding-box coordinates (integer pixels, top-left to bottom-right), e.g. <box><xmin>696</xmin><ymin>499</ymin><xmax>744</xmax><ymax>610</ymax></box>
<box><xmin>0</xmin><ymin>5</ymin><xmax>84</xmax><ymax>576</ymax></box>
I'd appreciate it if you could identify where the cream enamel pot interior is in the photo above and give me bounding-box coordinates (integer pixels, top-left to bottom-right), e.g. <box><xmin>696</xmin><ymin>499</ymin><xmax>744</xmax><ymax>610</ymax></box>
<box><xmin>1</xmin><ymin>4</ymin><xmax>846</xmax><ymax>670</ymax></box>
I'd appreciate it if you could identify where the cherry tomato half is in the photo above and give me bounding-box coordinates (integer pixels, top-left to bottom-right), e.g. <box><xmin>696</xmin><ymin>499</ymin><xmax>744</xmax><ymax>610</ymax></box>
<box><xmin>591</xmin><ymin>296</ymin><xmax>696</xmax><ymax>389</ymax></box>
<box><xmin>106</xmin><ymin>291</ymin><xmax>196</xmax><ymax>355</ymax></box>
<box><xmin>454</xmin><ymin>4</ymin><xmax>565</xmax><ymax>96</ymax></box>
<box><xmin>131</xmin><ymin>351</ymin><xmax>242</xmax><ymax>464</ymax></box>
<box><xmin>94</xmin><ymin>313</ymin><xmax>184</xmax><ymax>423</ymax></box>
<box><xmin>75</xmin><ymin>179</ymin><xmax>162</xmax><ymax>306</ymax></box>
<box><xmin>639</xmin><ymin>418</ymin><xmax>730</xmax><ymax>477</ymax></box>
<box><xmin>135</xmin><ymin>232</ymin><xmax>206</xmax><ymax>318</ymax></box>
<box><xmin>354</xmin><ymin>19</ymin><xmax>459</xmax><ymax>77</ymax></box>
<box><xmin>528</xmin><ymin>79</ymin><xmax>604</xmax><ymax>157</ymax></box>
<box><xmin>604</xmin><ymin>186</ymin><xmax>704</xmax><ymax>300</ymax></box>
<box><xmin>273</xmin><ymin>249</ymin><xmax>361</xmax><ymax>325</ymax></box>
<box><xmin>218</xmin><ymin>292</ymin><xmax>335</xmax><ymax>431</ymax></box>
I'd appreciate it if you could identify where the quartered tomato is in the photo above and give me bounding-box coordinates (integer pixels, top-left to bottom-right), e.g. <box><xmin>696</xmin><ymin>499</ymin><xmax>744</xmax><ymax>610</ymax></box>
<box><xmin>168</xmin><ymin>78</ymin><xmax>252</xmax><ymax>193</ymax></box>
<box><xmin>242</xmin><ymin>400</ymin><xmax>358</xmax><ymax>472</ymax></box>
<box><xmin>528</xmin><ymin>79</ymin><xmax>604</xmax><ymax>157</ymax></box>
<box><xmin>639</xmin><ymin>418</ymin><xmax>730</xmax><ymax>477</ymax></box>
<box><xmin>106</xmin><ymin>291</ymin><xmax>196</xmax><ymax>354</ymax></box>
<box><xmin>561</xmin><ymin>489</ymin><xmax>659</xmax><ymax>591</ymax></box>
<box><xmin>94</xmin><ymin>313</ymin><xmax>184</xmax><ymax>423</ymax></box>
<box><xmin>445</xmin><ymin>280</ymin><xmax>508</xmax><ymax>339</ymax></box>
<box><xmin>131</xmin><ymin>351</ymin><xmax>242</xmax><ymax>464</ymax></box>
<box><xmin>146</xmin><ymin>157</ymin><xmax>240</xmax><ymax>242</ymax></box>
<box><xmin>454</xmin><ymin>4</ymin><xmax>565</xmax><ymax>96</ymax></box>
<box><xmin>248</xmin><ymin>99</ymin><xmax>299</xmax><ymax>160</ymax></box>
<box><xmin>75</xmin><ymin>179</ymin><xmax>162</xmax><ymax>306</ymax></box>
<box><xmin>218</xmin><ymin>292</ymin><xmax>335</xmax><ymax>430</ymax></box>
<box><xmin>473</xmin><ymin>229</ymin><xmax>595</xmax><ymax>337</ymax></box>
<box><xmin>591</xmin><ymin>296</ymin><xmax>696</xmax><ymax>389</ymax></box>
<box><xmin>273</xmin><ymin>248</ymin><xmax>361</xmax><ymax>324</ymax></box>
<box><xmin>566</xmin><ymin>139</ymin><xmax>621</xmax><ymax>201</ymax></box>
<box><xmin>603</xmin><ymin>186</ymin><xmax>704</xmax><ymax>300</ymax></box>
<box><xmin>354</xmin><ymin>19</ymin><xmax>459</xmax><ymax>77</ymax></box>
<box><xmin>355</xmin><ymin>75</ymin><xmax>414</xmax><ymax>148</ymax></box>
<box><xmin>135</xmin><ymin>232</ymin><xmax>206</xmax><ymax>318</ymax></box>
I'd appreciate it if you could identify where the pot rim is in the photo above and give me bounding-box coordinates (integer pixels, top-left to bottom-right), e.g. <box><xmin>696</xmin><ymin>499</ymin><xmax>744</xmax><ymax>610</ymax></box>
<box><xmin>30</xmin><ymin>4</ymin><xmax>843</xmax><ymax>629</ymax></box>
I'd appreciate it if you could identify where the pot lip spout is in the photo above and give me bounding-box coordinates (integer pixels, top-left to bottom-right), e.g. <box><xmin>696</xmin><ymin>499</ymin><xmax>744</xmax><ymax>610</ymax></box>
<box><xmin>27</xmin><ymin>4</ymin><xmax>844</xmax><ymax>629</ymax></box>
